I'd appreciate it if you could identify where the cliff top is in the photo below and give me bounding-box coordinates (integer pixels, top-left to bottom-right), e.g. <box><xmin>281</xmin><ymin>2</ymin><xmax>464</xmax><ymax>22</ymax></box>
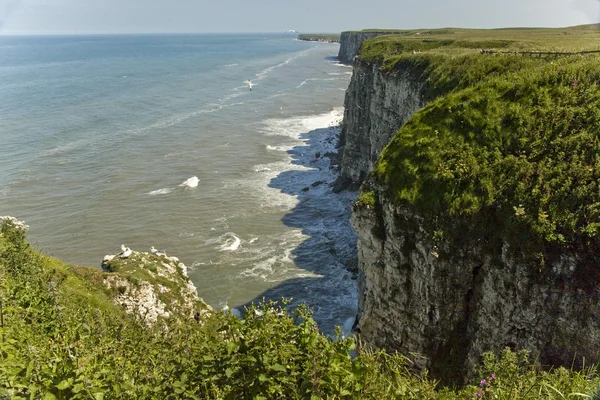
<box><xmin>359</xmin><ymin>25</ymin><xmax>600</xmax><ymax>66</ymax></box>
<box><xmin>355</xmin><ymin>27</ymin><xmax>600</xmax><ymax>263</ymax></box>
<box><xmin>347</xmin><ymin>25</ymin><xmax>600</xmax><ymax>52</ymax></box>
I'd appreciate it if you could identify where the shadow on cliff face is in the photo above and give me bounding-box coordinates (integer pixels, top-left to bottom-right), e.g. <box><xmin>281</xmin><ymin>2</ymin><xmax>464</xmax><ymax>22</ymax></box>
<box><xmin>238</xmin><ymin>123</ymin><xmax>359</xmax><ymax>334</ymax></box>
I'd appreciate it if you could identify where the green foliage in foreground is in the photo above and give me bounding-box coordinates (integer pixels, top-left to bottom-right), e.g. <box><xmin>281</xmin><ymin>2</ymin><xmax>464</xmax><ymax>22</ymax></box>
<box><xmin>1</xmin><ymin>219</ymin><xmax>598</xmax><ymax>399</ymax></box>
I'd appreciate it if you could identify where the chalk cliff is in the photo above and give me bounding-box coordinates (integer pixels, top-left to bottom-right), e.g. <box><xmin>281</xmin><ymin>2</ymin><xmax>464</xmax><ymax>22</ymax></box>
<box><xmin>338</xmin><ymin>61</ymin><xmax>425</xmax><ymax>185</ymax></box>
<box><xmin>340</xmin><ymin>44</ymin><xmax>600</xmax><ymax>383</ymax></box>
<box><xmin>338</xmin><ymin>32</ymin><xmax>393</xmax><ymax>64</ymax></box>
<box><xmin>351</xmin><ymin>185</ymin><xmax>600</xmax><ymax>383</ymax></box>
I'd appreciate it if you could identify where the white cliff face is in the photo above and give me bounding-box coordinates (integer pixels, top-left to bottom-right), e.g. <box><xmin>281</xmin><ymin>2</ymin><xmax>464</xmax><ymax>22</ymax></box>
<box><xmin>338</xmin><ymin>32</ymin><xmax>392</xmax><ymax>65</ymax></box>
<box><xmin>339</xmin><ymin>61</ymin><xmax>426</xmax><ymax>185</ymax></box>
<box><xmin>340</xmin><ymin>57</ymin><xmax>600</xmax><ymax>384</ymax></box>
<box><xmin>351</xmin><ymin>186</ymin><xmax>600</xmax><ymax>383</ymax></box>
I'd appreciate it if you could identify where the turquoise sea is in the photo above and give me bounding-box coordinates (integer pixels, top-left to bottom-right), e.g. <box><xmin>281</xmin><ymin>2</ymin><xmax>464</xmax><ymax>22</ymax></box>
<box><xmin>0</xmin><ymin>34</ymin><xmax>357</xmax><ymax>332</ymax></box>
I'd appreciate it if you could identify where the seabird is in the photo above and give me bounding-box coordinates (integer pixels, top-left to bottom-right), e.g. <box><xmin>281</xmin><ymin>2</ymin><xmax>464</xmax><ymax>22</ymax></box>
<box><xmin>150</xmin><ymin>246</ymin><xmax>166</xmax><ymax>256</ymax></box>
<box><xmin>222</xmin><ymin>303</ymin><xmax>242</xmax><ymax>319</ymax></box>
<box><xmin>120</xmin><ymin>247</ymin><xmax>132</xmax><ymax>258</ymax></box>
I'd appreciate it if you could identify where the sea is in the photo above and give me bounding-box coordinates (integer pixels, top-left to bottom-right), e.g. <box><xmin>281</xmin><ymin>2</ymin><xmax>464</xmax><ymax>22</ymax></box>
<box><xmin>0</xmin><ymin>33</ymin><xmax>358</xmax><ymax>334</ymax></box>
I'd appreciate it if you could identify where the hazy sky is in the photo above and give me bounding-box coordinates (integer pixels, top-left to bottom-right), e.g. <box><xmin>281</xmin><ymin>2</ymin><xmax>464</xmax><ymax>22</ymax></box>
<box><xmin>0</xmin><ymin>0</ymin><xmax>599</xmax><ymax>35</ymax></box>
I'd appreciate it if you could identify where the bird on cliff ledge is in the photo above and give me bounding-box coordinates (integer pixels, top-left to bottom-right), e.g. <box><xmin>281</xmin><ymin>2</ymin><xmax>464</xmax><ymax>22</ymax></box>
<box><xmin>150</xmin><ymin>246</ymin><xmax>166</xmax><ymax>256</ymax></box>
<box><xmin>120</xmin><ymin>246</ymin><xmax>132</xmax><ymax>258</ymax></box>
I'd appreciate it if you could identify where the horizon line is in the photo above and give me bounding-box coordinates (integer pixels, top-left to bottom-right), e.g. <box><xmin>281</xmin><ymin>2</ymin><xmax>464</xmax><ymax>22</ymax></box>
<box><xmin>0</xmin><ymin>31</ymin><xmax>341</xmax><ymax>37</ymax></box>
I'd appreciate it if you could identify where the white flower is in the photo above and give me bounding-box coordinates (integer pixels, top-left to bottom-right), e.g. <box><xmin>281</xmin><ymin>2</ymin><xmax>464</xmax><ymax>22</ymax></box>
<box><xmin>0</xmin><ymin>216</ymin><xmax>29</xmax><ymax>232</ymax></box>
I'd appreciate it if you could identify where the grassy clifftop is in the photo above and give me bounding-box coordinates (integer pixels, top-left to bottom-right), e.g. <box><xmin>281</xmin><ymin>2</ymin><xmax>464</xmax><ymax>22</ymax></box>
<box><xmin>358</xmin><ymin>24</ymin><xmax>600</xmax><ymax>55</ymax></box>
<box><xmin>356</xmin><ymin>26</ymin><xmax>600</xmax><ymax>263</ymax></box>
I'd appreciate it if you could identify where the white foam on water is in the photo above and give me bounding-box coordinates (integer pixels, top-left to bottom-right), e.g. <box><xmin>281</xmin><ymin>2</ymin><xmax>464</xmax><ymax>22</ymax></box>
<box><xmin>220</xmin><ymin>232</ymin><xmax>241</xmax><ymax>251</ymax></box>
<box><xmin>179</xmin><ymin>176</ymin><xmax>199</xmax><ymax>188</ymax></box>
<box><xmin>222</xmin><ymin>161</ymin><xmax>303</xmax><ymax>210</ymax></box>
<box><xmin>244</xmin><ymin>107</ymin><xmax>359</xmax><ymax>332</ymax></box>
<box><xmin>296</xmin><ymin>79</ymin><xmax>309</xmax><ymax>88</ymax></box>
<box><xmin>253</xmin><ymin>167</ymin><xmax>271</xmax><ymax>172</ymax></box>
<box><xmin>147</xmin><ymin>188</ymin><xmax>173</xmax><ymax>195</ymax></box>
<box><xmin>265</xmin><ymin>144</ymin><xmax>293</xmax><ymax>152</ymax></box>
<box><xmin>240</xmin><ymin>256</ymin><xmax>276</xmax><ymax>279</ymax></box>
<box><xmin>261</xmin><ymin>108</ymin><xmax>344</xmax><ymax>139</ymax></box>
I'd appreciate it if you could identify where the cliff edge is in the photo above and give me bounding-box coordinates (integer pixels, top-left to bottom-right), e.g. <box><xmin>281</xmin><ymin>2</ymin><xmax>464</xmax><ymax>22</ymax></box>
<box><xmin>341</xmin><ymin>29</ymin><xmax>600</xmax><ymax>383</ymax></box>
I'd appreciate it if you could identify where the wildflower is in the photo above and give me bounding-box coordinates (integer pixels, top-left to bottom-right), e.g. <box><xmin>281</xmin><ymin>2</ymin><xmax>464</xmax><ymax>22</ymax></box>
<box><xmin>480</xmin><ymin>379</ymin><xmax>487</xmax><ymax>387</ymax></box>
<box><xmin>490</xmin><ymin>373</ymin><xmax>495</xmax><ymax>380</ymax></box>
<box><xmin>476</xmin><ymin>392</ymin><xmax>483</xmax><ymax>397</ymax></box>
<box><xmin>0</xmin><ymin>216</ymin><xmax>29</xmax><ymax>232</ymax></box>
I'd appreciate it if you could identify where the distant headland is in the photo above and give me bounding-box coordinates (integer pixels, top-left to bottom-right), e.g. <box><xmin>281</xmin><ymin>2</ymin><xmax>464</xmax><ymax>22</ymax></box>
<box><xmin>297</xmin><ymin>33</ymin><xmax>340</xmax><ymax>43</ymax></box>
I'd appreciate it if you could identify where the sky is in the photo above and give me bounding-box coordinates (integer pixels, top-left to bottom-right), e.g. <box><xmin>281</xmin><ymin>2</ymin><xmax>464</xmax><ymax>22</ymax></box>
<box><xmin>0</xmin><ymin>0</ymin><xmax>599</xmax><ymax>35</ymax></box>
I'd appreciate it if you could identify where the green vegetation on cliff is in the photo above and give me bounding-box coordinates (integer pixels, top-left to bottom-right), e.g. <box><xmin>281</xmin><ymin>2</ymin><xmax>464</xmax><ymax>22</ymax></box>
<box><xmin>1</xmin><ymin>218</ymin><xmax>598</xmax><ymax>398</ymax></box>
<box><xmin>297</xmin><ymin>34</ymin><xmax>340</xmax><ymax>43</ymax></box>
<box><xmin>359</xmin><ymin>27</ymin><xmax>600</xmax><ymax>263</ymax></box>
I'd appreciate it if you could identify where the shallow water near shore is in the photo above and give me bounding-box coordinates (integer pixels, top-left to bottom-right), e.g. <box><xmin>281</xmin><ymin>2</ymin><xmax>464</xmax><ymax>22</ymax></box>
<box><xmin>0</xmin><ymin>34</ymin><xmax>357</xmax><ymax>333</ymax></box>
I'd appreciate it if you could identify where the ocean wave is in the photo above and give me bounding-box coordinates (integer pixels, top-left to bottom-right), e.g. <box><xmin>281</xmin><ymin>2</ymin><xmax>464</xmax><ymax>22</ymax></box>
<box><xmin>295</xmin><ymin>77</ymin><xmax>336</xmax><ymax>88</ymax></box>
<box><xmin>265</xmin><ymin>144</ymin><xmax>292</xmax><ymax>152</ymax></box>
<box><xmin>240</xmin><ymin>256</ymin><xmax>276</xmax><ymax>279</ymax></box>
<box><xmin>147</xmin><ymin>188</ymin><xmax>173</xmax><ymax>195</ymax></box>
<box><xmin>332</xmin><ymin>62</ymin><xmax>353</xmax><ymax>68</ymax></box>
<box><xmin>179</xmin><ymin>176</ymin><xmax>199</xmax><ymax>188</ymax></box>
<box><xmin>220</xmin><ymin>232</ymin><xmax>241</xmax><ymax>251</ymax></box>
<box><xmin>253</xmin><ymin>166</ymin><xmax>271</xmax><ymax>172</ymax></box>
<box><xmin>261</xmin><ymin>108</ymin><xmax>344</xmax><ymax>138</ymax></box>
<box><xmin>254</xmin><ymin>48</ymin><xmax>314</xmax><ymax>82</ymax></box>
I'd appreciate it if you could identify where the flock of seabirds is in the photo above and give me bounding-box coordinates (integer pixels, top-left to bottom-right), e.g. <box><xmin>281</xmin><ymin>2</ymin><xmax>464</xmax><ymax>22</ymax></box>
<box><xmin>117</xmin><ymin>244</ymin><xmax>166</xmax><ymax>259</ymax></box>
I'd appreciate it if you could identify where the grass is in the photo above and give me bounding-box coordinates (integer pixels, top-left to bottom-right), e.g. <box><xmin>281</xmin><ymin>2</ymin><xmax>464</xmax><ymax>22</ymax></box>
<box><xmin>354</xmin><ymin>24</ymin><xmax>600</xmax><ymax>54</ymax></box>
<box><xmin>351</xmin><ymin>25</ymin><xmax>600</xmax><ymax>265</ymax></box>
